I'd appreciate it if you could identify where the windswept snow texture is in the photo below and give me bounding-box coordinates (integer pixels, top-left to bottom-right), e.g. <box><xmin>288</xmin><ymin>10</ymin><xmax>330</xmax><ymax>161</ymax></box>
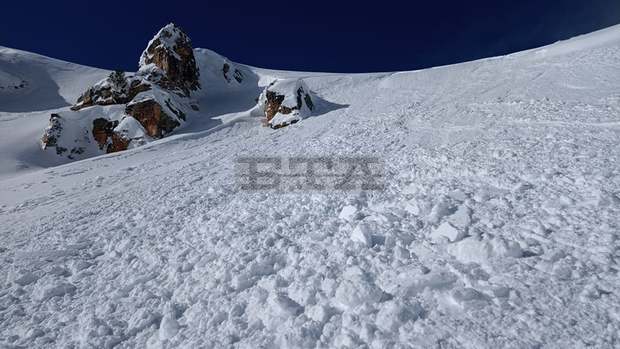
<box><xmin>1</xmin><ymin>25</ymin><xmax>620</xmax><ymax>348</ymax></box>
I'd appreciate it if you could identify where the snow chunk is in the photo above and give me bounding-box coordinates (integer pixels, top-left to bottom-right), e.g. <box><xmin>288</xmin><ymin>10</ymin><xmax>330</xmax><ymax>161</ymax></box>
<box><xmin>447</xmin><ymin>237</ymin><xmax>523</xmax><ymax>265</ymax></box>
<box><xmin>427</xmin><ymin>199</ymin><xmax>453</xmax><ymax>224</ymax></box>
<box><xmin>256</xmin><ymin>292</ymin><xmax>304</xmax><ymax>330</ymax></box>
<box><xmin>443</xmin><ymin>287</ymin><xmax>490</xmax><ymax>310</ymax></box>
<box><xmin>34</xmin><ymin>282</ymin><xmax>76</xmax><ymax>301</ymax></box>
<box><xmin>14</xmin><ymin>272</ymin><xmax>38</xmax><ymax>286</ymax></box>
<box><xmin>447</xmin><ymin>238</ymin><xmax>492</xmax><ymax>264</ymax></box>
<box><xmin>334</xmin><ymin>267</ymin><xmax>384</xmax><ymax>311</ymax></box>
<box><xmin>351</xmin><ymin>222</ymin><xmax>373</xmax><ymax>247</ymax></box>
<box><xmin>159</xmin><ymin>311</ymin><xmax>179</xmax><ymax>341</ymax></box>
<box><xmin>375</xmin><ymin>300</ymin><xmax>423</xmax><ymax>332</ymax></box>
<box><xmin>306</xmin><ymin>304</ymin><xmax>334</xmax><ymax>324</ymax></box>
<box><xmin>447</xmin><ymin>205</ymin><xmax>472</xmax><ymax>229</ymax></box>
<box><xmin>339</xmin><ymin>205</ymin><xmax>358</xmax><ymax>221</ymax></box>
<box><xmin>430</xmin><ymin>222</ymin><xmax>466</xmax><ymax>243</ymax></box>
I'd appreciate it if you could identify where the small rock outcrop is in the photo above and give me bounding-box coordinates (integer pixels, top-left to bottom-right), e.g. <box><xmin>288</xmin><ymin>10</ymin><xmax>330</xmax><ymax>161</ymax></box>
<box><xmin>41</xmin><ymin>114</ymin><xmax>64</xmax><ymax>153</ymax></box>
<box><xmin>222</xmin><ymin>63</ymin><xmax>244</xmax><ymax>83</ymax></box>
<box><xmin>40</xmin><ymin>114</ymin><xmax>85</xmax><ymax>158</ymax></box>
<box><xmin>257</xmin><ymin>79</ymin><xmax>315</xmax><ymax>128</ymax></box>
<box><xmin>91</xmin><ymin>118</ymin><xmax>134</xmax><ymax>153</ymax></box>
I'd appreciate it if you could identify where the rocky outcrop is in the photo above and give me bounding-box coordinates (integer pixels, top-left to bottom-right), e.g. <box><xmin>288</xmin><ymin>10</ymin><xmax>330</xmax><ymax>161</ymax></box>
<box><xmin>257</xmin><ymin>79</ymin><xmax>315</xmax><ymax>128</ymax></box>
<box><xmin>45</xmin><ymin>23</ymin><xmax>201</xmax><ymax>159</ymax></box>
<box><xmin>125</xmin><ymin>98</ymin><xmax>181</xmax><ymax>138</ymax></box>
<box><xmin>41</xmin><ymin>114</ymin><xmax>63</xmax><ymax>152</ymax></box>
<box><xmin>91</xmin><ymin>118</ymin><xmax>132</xmax><ymax>153</ymax></box>
<box><xmin>108</xmin><ymin>133</ymin><xmax>131</xmax><ymax>153</ymax></box>
<box><xmin>40</xmin><ymin>114</ymin><xmax>85</xmax><ymax>158</ymax></box>
<box><xmin>72</xmin><ymin>78</ymin><xmax>150</xmax><ymax>111</ymax></box>
<box><xmin>222</xmin><ymin>63</ymin><xmax>244</xmax><ymax>83</ymax></box>
<box><xmin>139</xmin><ymin>23</ymin><xmax>200</xmax><ymax>95</ymax></box>
<box><xmin>92</xmin><ymin>118</ymin><xmax>119</xmax><ymax>149</ymax></box>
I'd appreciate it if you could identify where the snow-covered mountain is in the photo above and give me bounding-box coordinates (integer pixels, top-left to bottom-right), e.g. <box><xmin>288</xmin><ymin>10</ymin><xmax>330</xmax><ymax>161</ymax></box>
<box><xmin>0</xmin><ymin>23</ymin><xmax>619</xmax><ymax>348</ymax></box>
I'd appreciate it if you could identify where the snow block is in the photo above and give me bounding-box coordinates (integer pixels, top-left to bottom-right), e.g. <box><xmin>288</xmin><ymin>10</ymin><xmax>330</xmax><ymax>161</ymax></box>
<box><xmin>430</xmin><ymin>222</ymin><xmax>466</xmax><ymax>243</ymax></box>
<box><xmin>351</xmin><ymin>222</ymin><xmax>373</xmax><ymax>247</ymax></box>
<box><xmin>339</xmin><ymin>205</ymin><xmax>358</xmax><ymax>221</ymax></box>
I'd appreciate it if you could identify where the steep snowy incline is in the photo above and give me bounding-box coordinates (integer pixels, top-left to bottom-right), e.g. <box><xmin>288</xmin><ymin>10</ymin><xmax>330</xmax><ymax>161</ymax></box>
<box><xmin>0</xmin><ymin>47</ymin><xmax>110</xmax><ymax>177</ymax></box>
<box><xmin>0</xmin><ymin>46</ymin><xmax>109</xmax><ymax>112</ymax></box>
<box><xmin>0</xmin><ymin>25</ymin><xmax>619</xmax><ymax>348</ymax></box>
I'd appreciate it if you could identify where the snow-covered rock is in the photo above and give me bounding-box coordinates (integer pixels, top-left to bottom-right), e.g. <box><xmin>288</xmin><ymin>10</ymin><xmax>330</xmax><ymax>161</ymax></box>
<box><xmin>124</xmin><ymin>95</ymin><xmax>184</xmax><ymax>139</ymax></box>
<box><xmin>222</xmin><ymin>62</ymin><xmax>244</xmax><ymax>84</ymax></box>
<box><xmin>40</xmin><ymin>106</ymin><xmax>128</xmax><ymax>158</ymax></box>
<box><xmin>139</xmin><ymin>23</ymin><xmax>200</xmax><ymax>95</ymax></box>
<box><xmin>40</xmin><ymin>114</ymin><xmax>67</xmax><ymax>155</ymax></box>
<box><xmin>42</xmin><ymin>23</ymin><xmax>201</xmax><ymax>157</ymax></box>
<box><xmin>257</xmin><ymin>78</ymin><xmax>315</xmax><ymax>128</ymax></box>
<box><xmin>72</xmin><ymin>74</ymin><xmax>151</xmax><ymax>111</ymax></box>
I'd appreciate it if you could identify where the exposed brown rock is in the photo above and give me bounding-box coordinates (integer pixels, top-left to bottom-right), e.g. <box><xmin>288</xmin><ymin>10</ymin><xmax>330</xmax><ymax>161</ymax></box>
<box><xmin>45</xmin><ymin>23</ymin><xmax>202</xmax><ymax>159</ymax></box>
<box><xmin>125</xmin><ymin>99</ymin><xmax>180</xmax><ymax>138</ymax></box>
<box><xmin>139</xmin><ymin>23</ymin><xmax>200</xmax><ymax>95</ymax></box>
<box><xmin>108</xmin><ymin>133</ymin><xmax>130</xmax><ymax>153</ymax></box>
<box><xmin>264</xmin><ymin>91</ymin><xmax>286</xmax><ymax>122</ymax></box>
<box><xmin>259</xmin><ymin>79</ymin><xmax>315</xmax><ymax>129</ymax></box>
<box><xmin>263</xmin><ymin>86</ymin><xmax>314</xmax><ymax>122</ymax></box>
<box><xmin>92</xmin><ymin>118</ymin><xmax>115</xmax><ymax>149</ymax></box>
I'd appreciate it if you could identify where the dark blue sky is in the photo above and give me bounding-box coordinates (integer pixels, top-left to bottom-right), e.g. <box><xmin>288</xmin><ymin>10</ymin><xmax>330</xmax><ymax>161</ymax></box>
<box><xmin>2</xmin><ymin>0</ymin><xmax>619</xmax><ymax>73</ymax></box>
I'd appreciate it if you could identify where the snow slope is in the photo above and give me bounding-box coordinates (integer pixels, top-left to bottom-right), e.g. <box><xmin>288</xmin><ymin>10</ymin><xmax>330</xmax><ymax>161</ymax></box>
<box><xmin>1</xmin><ymin>25</ymin><xmax>620</xmax><ymax>348</ymax></box>
<box><xmin>0</xmin><ymin>46</ymin><xmax>110</xmax><ymax>176</ymax></box>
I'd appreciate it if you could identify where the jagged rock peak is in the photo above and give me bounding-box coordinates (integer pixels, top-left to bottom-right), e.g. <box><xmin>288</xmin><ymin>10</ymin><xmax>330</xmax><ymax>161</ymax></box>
<box><xmin>139</xmin><ymin>23</ymin><xmax>200</xmax><ymax>94</ymax></box>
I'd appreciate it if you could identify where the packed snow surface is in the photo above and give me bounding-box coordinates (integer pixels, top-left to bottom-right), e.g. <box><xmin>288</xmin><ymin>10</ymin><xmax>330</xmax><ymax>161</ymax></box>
<box><xmin>1</xmin><ymin>25</ymin><xmax>620</xmax><ymax>348</ymax></box>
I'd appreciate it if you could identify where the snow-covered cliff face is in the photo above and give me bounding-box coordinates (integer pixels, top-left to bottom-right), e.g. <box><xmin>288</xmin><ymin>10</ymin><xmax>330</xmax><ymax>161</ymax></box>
<box><xmin>0</xmin><ymin>24</ymin><xmax>619</xmax><ymax>348</ymax></box>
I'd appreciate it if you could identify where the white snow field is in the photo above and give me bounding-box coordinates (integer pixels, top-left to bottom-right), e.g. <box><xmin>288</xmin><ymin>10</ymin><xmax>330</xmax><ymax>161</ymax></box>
<box><xmin>1</xmin><ymin>24</ymin><xmax>620</xmax><ymax>348</ymax></box>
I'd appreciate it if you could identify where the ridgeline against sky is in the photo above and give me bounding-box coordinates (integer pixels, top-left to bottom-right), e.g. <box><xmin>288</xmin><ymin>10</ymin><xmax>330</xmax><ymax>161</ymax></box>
<box><xmin>2</xmin><ymin>0</ymin><xmax>620</xmax><ymax>72</ymax></box>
